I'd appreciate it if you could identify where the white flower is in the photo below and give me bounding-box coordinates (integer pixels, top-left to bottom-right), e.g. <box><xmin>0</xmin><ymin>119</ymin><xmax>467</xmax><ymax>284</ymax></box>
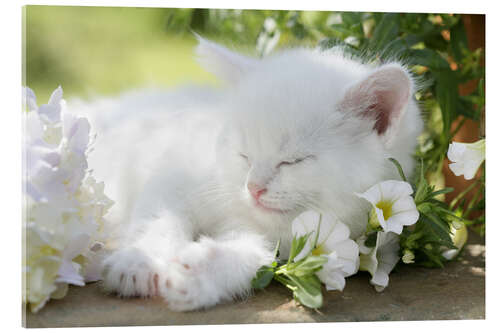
<box><xmin>37</xmin><ymin>86</ymin><xmax>63</xmax><ymax>124</ymax></box>
<box><xmin>23</xmin><ymin>86</ymin><xmax>38</xmax><ymax>112</ymax></box>
<box><xmin>23</xmin><ymin>224</ymin><xmax>62</xmax><ymax>313</ymax></box>
<box><xmin>55</xmin><ymin>233</ymin><xmax>91</xmax><ymax>286</ymax></box>
<box><xmin>23</xmin><ymin>86</ymin><xmax>113</xmax><ymax>312</ymax></box>
<box><xmin>358</xmin><ymin>231</ymin><xmax>400</xmax><ymax>292</ymax></box>
<box><xmin>356</xmin><ymin>180</ymin><xmax>419</xmax><ymax>235</ymax></box>
<box><xmin>292</xmin><ymin>211</ymin><xmax>359</xmax><ymax>291</ymax></box>
<box><xmin>447</xmin><ymin>139</ymin><xmax>485</xmax><ymax>180</ymax></box>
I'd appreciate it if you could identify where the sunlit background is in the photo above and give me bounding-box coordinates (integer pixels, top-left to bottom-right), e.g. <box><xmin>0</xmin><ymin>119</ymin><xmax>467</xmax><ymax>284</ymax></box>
<box><xmin>24</xmin><ymin>7</ymin><xmax>215</xmax><ymax>102</ymax></box>
<box><xmin>24</xmin><ymin>6</ymin><xmax>327</xmax><ymax>102</ymax></box>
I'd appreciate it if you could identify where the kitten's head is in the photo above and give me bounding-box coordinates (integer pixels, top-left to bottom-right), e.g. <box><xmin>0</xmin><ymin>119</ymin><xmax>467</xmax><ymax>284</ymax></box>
<box><xmin>197</xmin><ymin>37</ymin><xmax>421</xmax><ymax>233</ymax></box>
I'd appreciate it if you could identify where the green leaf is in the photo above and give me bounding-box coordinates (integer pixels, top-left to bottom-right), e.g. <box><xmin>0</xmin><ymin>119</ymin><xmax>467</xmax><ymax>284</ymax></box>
<box><xmin>420</xmin><ymin>248</ymin><xmax>445</xmax><ymax>268</ymax></box>
<box><xmin>292</xmin><ymin>255</ymin><xmax>328</xmax><ymax>276</ymax></box>
<box><xmin>414</xmin><ymin>160</ymin><xmax>430</xmax><ymax>203</ymax></box>
<box><xmin>287</xmin><ymin>274</ymin><xmax>323</xmax><ymax>309</ymax></box>
<box><xmin>456</xmin><ymin>96</ymin><xmax>480</xmax><ymax>120</ymax></box>
<box><xmin>369</xmin><ymin>13</ymin><xmax>400</xmax><ymax>51</ymax></box>
<box><xmin>341</xmin><ymin>12</ymin><xmax>363</xmax><ymax>27</ymax></box>
<box><xmin>330</xmin><ymin>24</ymin><xmax>358</xmax><ymax>37</ymax></box>
<box><xmin>288</xmin><ymin>233</ymin><xmax>312</xmax><ymax>264</ymax></box>
<box><xmin>450</xmin><ymin>18</ymin><xmax>468</xmax><ymax>62</ymax></box>
<box><xmin>408</xmin><ymin>49</ymin><xmax>450</xmax><ymax>70</ymax></box>
<box><xmin>273</xmin><ymin>239</ymin><xmax>281</xmax><ymax>259</ymax></box>
<box><xmin>434</xmin><ymin>69</ymin><xmax>459</xmax><ymax>139</ymax></box>
<box><xmin>388</xmin><ymin>157</ymin><xmax>407</xmax><ymax>182</ymax></box>
<box><xmin>364</xmin><ymin>231</ymin><xmax>378</xmax><ymax>248</ymax></box>
<box><xmin>417</xmin><ymin>202</ymin><xmax>432</xmax><ymax>214</ymax></box>
<box><xmin>420</xmin><ymin>213</ymin><xmax>454</xmax><ymax>248</ymax></box>
<box><xmin>429</xmin><ymin>187</ymin><xmax>454</xmax><ymax>198</ymax></box>
<box><xmin>427</xmin><ymin>198</ymin><xmax>449</xmax><ymax>208</ymax></box>
<box><xmin>251</xmin><ymin>266</ymin><xmax>275</xmax><ymax>289</ymax></box>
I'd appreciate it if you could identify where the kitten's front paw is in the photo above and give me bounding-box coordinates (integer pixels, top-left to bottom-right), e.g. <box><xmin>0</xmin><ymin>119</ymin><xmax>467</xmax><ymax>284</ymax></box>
<box><xmin>101</xmin><ymin>247</ymin><xmax>162</xmax><ymax>298</ymax></box>
<box><xmin>158</xmin><ymin>242</ymin><xmax>225</xmax><ymax>311</ymax></box>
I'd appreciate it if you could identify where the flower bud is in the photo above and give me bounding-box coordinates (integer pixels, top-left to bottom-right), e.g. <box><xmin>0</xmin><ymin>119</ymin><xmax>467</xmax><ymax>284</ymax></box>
<box><xmin>368</xmin><ymin>207</ymin><xmax>381</xmax><ymax>229</ymax></box>
<box><xmin>402</xmin><ymin>249</ymin><xmax>415</xmax><ymax>264</ymax></box>
<box><xmin>452</xmin><ymin>220</ymin><xmax>464</xmax><ymax>230</ymax></box>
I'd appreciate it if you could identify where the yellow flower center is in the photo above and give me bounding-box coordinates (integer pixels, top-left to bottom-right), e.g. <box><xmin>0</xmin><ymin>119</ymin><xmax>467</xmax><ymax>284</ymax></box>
<box><xmin>312</xmin><ymin>244</ymin><xmax>327</xmax><ymax>256</ymax></box>
<box><xmin>376</xmin><ymin>200</ymin><xmax>393</xmax><ymax>220</ymax></box>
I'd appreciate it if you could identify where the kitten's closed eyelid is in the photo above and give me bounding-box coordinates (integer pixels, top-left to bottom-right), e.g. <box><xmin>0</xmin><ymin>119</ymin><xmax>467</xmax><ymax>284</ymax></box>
<box><xmin>277</xmin><ymin>155</ymin><xmax>315</xmax><ymax>168</ymax></box>
<box><xmin>239</xmin><ymin>153</ymin><xmax>250</xmax><ymax>165</ymax></box>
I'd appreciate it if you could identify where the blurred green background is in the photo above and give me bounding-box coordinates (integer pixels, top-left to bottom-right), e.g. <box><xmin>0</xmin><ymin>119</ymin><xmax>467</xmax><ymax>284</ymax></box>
<box><xmin>24</xmin><ymin>7</ymin><xmax>485</xmax><ymax>261</ymax></box>
<box><xmin>24</xmin><ymin>6</ymin><xmax>335</xmax><ymax>102</ymax></box>
<box><xmin>24</xmin><ymin>6</ymin><xmax>216</xmax><ymax>102</ymax></box>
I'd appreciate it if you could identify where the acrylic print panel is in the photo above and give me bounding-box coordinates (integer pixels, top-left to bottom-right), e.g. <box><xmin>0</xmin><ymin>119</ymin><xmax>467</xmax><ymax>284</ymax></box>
<box><xmin>23</xmin><ymin>5</ymin><xmax>485</xmax><ymax>327</ymax></box>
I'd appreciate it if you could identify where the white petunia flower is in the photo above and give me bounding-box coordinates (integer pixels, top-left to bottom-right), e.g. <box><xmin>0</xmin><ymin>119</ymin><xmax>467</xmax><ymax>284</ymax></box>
<box><xmin>356</xmin><ymin>180</ymin><xmax>419</xmax><ymax>235</ymax></box>
<box><xmin>447</xmin><ymin>139</ymin><xmax>485</xmax><ymax>180</ymax></box>
<box><xmin>358</xmin><ymin>231</ymin><xmax>400</xmax><ymax>292</ymax></box>
<box><xmin>292</xmin><ymin>211</ymin><xmax>359</xmax><ymax>291</ymax></box>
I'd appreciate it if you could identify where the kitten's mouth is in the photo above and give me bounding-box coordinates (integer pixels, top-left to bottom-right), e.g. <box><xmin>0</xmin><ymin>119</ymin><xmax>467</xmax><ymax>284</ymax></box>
<box><xmin>254</xmin><ymin>199</ymin><xmax>290</xmax><ymax>214</ymax></box>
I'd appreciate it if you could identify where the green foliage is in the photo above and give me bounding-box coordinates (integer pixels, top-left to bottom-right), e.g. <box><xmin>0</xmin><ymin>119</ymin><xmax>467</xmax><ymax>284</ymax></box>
<box><xmin>252</xmin><ymin>232</ymin><xmax>327</xmax><ymax>309</ymax></box>
<box><xmin>391</xmin><ymin>158</ymin><xmax>461</xmax><ymax>268</ymax></box>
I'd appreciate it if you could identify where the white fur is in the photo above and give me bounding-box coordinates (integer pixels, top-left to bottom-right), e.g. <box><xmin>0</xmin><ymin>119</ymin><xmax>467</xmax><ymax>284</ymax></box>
<box><xmin>69</xmin><ymin>39</ymin><xmax>423</xmax><ymax>311</ymax></box>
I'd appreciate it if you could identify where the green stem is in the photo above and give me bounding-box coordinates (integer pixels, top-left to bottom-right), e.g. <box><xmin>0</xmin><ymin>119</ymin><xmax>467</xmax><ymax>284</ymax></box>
<box><xmin>450</xmin><ymin>117</ymin><xmax>467</xmax><ymax>139</ymax></box>
<box><xmin>450</xmin><ymin>179</ymin><xmax>481</xmax><ymax>210</ymax></box>
<box><xmin>312</xmin><ymin>214</ymin><xmax>322</xmax><ymax>249</ymax></box>
<box><xmin>463</xmin><ymin>185</ymin><xmax>484</xmax><ymax>219</ymax></box>
<box><xmin>274</xmin><ymin>274</ymin><xmax>293</xmax><ymax>289</ymax></box>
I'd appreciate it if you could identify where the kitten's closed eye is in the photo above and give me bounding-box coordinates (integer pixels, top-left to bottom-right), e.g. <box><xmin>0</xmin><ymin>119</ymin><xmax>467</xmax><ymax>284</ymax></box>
<box><xmin>277</xmin><ymin>155</ymin><xmax>315</xmax><ymax>168</ymax></box>
<box><xmin>239</xmin><ymin>153</ymin><xmax>250</xmax><ymax>165</ymax></box>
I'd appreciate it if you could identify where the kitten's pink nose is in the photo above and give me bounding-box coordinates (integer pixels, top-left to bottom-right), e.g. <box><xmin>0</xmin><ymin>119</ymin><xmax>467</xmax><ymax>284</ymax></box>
<box><xmin>247</xmin><ymin>182</ymin><xmax>267</xmax><ymax>200</ymax></box>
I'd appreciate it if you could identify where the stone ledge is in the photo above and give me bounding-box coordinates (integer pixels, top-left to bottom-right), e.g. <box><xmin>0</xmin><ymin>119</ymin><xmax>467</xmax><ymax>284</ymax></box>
<box><xmin>25</xmin><ymin>233</ymin><xmax>485</xmax><ymax>327</ymax></box>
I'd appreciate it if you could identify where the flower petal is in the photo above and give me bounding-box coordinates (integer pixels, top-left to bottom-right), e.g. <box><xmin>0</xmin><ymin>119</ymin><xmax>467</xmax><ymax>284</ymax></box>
<box><xmin>323</xmin><ymin>220</ymin><xmax>350</xmax><ymax>248</ymax></box>
<box><xmin>38</xmin><ymin>86</ymin><xmax>63</xmax><ymax>123</ymax></box>
<box><xmin>356</xmin><ymin>235</ymin><xmax>372</xmax><ymax>255</ymax></box>
<box><xmin>359</xmin><ymin>231</ymin><xmax>400</xmax><ymax>292</ymax></box>
<box><xmin>316</xmin><ymin>213</ymin><xmax>343</xmax><ymax>246</ymax></box>
<box><xmin>374</xmin><ymin>206</ymin><xmax>388</xmax><ymax>230</ymax></box>
<box><xmin>370</xmin><ymin>269</ymin><xmax>389</xmax><ymax>291</ymax></box>
<box><xmin>23</xmin><ymin>86</ymin><xmax>38</xmax><ymax>112</ymax></box>
<box><xmin>317</xmin><ymin>268</ymin><xmax>346</xmax><ymax>291</ymax></box>
<box><xmin>56</xmin><ymin>260</ymin><xmax>85</xmax><ymax>286</ymax></box>
<box><xmin>355</xmin><ymin>183</ymin><xmax>382</xmax><ymax>205</ymax></box>
<box><xmin>388</xmin><ymin>210</ymin><xmax>419</xmax><ymax>228</ymax></box>
<box><xmin>378</xmin><ymin>180</ymin><xmax>413</xmax><ymax>201</ymax></box>
<box><xmin>48</xmin><ymin>85</ymin><xmax>63</xmax><ymax>106</ymax></box>
<box><xmin>447</xmin><ymin>141</ymin><xmax>485</xmax><ymax>180</ymax></box>
<box><xmin>63</xmin><ymin>233</ymin><xmax>91</xmax><ymax>260</ymax></box>
<box><xmin>63</xmin><ymin>114</ymin><xmax>90</xmax><ymax>154</ymax></box>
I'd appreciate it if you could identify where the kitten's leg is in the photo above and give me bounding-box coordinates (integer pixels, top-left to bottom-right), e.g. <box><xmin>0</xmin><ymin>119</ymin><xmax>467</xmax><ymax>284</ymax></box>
<box><xmin>157</xmin><ymin>230</ymin><xmax>275</xmax><ymax>311</ymax></box>
<box><xmin>101</xmin><ymin>210</ymin><xmax>193</xmax><ymax>298</ymax></box>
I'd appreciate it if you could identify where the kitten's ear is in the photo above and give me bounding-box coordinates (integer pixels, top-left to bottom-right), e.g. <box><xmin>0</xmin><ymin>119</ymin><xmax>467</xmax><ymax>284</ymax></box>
<box><xmin>195</xmin><ymin>34</ymin><xmax>258</xmax><ymax>84</ymax></box>
<box><xmin>340</xmin><ymin>63</ymin><xmax>412</xmax><ymax>145</ymax></box>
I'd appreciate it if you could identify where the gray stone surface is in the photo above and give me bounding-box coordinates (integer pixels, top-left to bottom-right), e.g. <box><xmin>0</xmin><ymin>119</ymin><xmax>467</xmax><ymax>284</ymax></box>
<box><xmin>25</xmin><ymin>233</ymin><xmax>485</xmax><ymax>327</ymax></box>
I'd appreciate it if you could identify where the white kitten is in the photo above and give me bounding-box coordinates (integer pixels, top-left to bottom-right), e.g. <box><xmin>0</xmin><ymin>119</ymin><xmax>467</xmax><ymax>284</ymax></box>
<box><xmin>72</xmin><ymin>37</ymin><xmax>423</xmax><ymax>311</ymax></box>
